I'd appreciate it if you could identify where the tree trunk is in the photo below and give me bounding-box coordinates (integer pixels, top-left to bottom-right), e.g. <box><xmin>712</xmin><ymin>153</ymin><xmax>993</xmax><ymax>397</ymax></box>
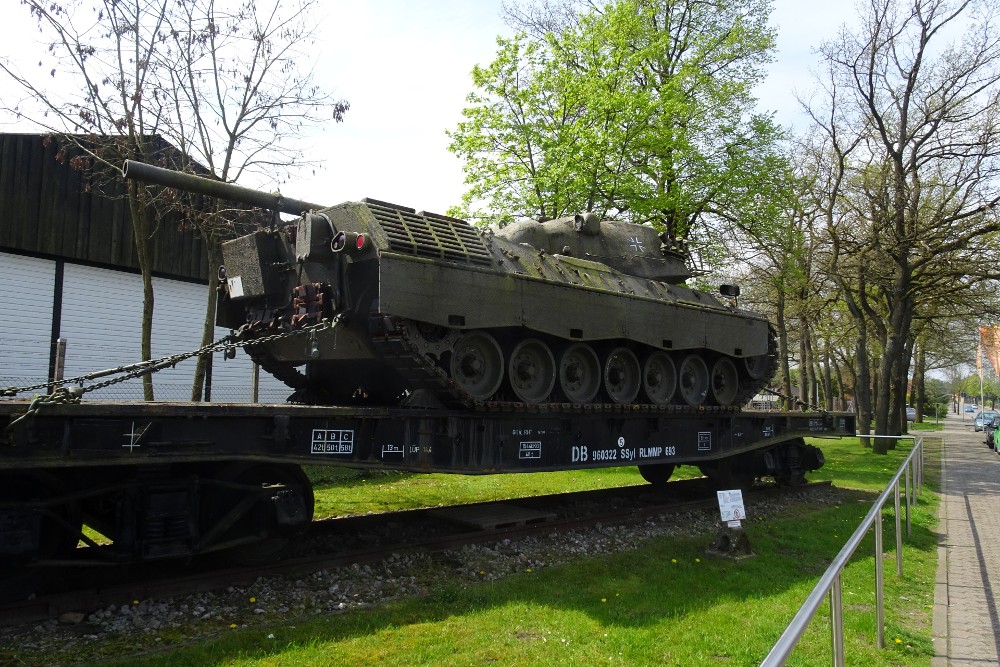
<box><xmin>913</xmin><ymin>343</ymin><xmax>926</xmax><ymax>424</ymax></box>
<box><xmin>798</xmin><ymin>328</ymin><xmax>809</xmax><ymax>410</ymax></box>
<box><xmin>776</xmin><ymin>297</ymin><xmax>792</xmax><ymax>410</ymax></box>
<box><xmin>823</xmin><ymin>340</ymin><xmax>833</xmax><ymax>411</ymax></box>
<box><xmin>191</xmin><ymin>241</ymin><xmax>224</xmax><ymax>401</ymax></box>
<box><xmin>856</xmin><ymin>323</ymin><xmax>872</xmax><ymax>447</ymax></box>
<box><xmin>127</xmin><ymin>182</ymin><xmax>155</xmax><ymax>401</ymax></box>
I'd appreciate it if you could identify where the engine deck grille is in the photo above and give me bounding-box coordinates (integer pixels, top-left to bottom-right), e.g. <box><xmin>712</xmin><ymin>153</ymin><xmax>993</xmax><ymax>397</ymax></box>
<box><xmin>366</xmin><ymin>203</ymin><xmax>493</xmax><ymax>267</ymax></box>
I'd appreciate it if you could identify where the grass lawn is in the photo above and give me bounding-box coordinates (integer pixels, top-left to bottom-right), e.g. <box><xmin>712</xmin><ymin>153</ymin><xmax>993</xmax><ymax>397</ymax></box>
<box><xmin>101</xmin><ymin>435</ymin><xmax>940</xmax><ymax>667</ymax></box>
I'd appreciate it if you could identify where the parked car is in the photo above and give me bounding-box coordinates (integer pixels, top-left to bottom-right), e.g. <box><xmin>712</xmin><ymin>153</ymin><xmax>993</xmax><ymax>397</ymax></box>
<box><xmin>986</xmin><ymin>415</ymin><xmax>1000</xmax><ymax>449</ymax></box>
<box><xmin>974</xmin><ymin>411</ymin><xmax>999</xmax><ymax>431</ymax></box>
<box><xmin>905</xmin><ymin>406</ymin><xmax>917</xmax><ymax>421</ymax></box>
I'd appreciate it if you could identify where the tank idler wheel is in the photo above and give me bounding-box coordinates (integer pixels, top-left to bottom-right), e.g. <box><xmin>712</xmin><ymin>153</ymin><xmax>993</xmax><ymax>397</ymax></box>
<box><xmin>637</xmin><ymin>463</ymin><xmax>675</xmax><ymax>485</ymax></box>
<box><xmin>744</xmin><ymin>325</ymin><xmax>778</xmax><ymax>380</ymax></box>
<box><xmin>450</xmin><ymin>331</ymin><xmax>505</xmax><ymax>401</ymax></box>
<box><xmin>710</xmin><ymin>357</ymin><xmax>740</xmax><ymax>406</ymax></box>
<box><xmin>558</xmin><ymin>343</ymin><xmax>601</xmax><ymax>404</ymax></box>
<box><xmin>642</xmin><ymin>351</ymin><xmax>677</xmax><ymax>405</ymax></box>
<box><xmin>603</xmin><ymin>347</ymin><xmax>641</xmax><ymax>405</ymax></box>
<box><xmin>508</xmin><ymin>338</ymin><xmax>556</xmax><ymax>404</ymax></box>
<box><xmin>743</xmin><ymin>353</ymin><xmax>772</xmax><ymax>380</ymax></box>
<box><xmin>678</xmin><ymin>354</ymin><xmax>710</xmax><ymax>407</ymax></box>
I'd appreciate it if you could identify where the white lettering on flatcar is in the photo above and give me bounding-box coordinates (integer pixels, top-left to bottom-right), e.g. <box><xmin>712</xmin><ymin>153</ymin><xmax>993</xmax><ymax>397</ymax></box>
<box><xmin>519</xmin><ymin>441</ymin><xmax>542</xmax><ymax>459</ymax></box>
<box><xmin>310</xmin><ymin>429</ymin><xmax>355</xmax><ymax>455</ymax></box>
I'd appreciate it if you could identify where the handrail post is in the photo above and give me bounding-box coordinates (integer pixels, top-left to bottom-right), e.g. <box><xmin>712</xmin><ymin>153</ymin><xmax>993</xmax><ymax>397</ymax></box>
<box><xmin>905</xmin><ymin>464</ymin><xmax>912</xmax><ymax>537</ymax></box>
<box><xmin>918</xmin><ymin>439</ymin><xmax>924</xmax><ymax>493</ymax></box>
<box><xmin>831</xmin><ymin>573</ymin><xmax>845</xmax><ymax>667</ymax></box>
<box><xmin>894</xmin><ymin>480</ymin><xmax>903</xmax><ymax>576</ymax></box>
<box><xmin>875</xmin><ymin>510</ymin><xmax>885</xmax><ymax>648</ymax></box>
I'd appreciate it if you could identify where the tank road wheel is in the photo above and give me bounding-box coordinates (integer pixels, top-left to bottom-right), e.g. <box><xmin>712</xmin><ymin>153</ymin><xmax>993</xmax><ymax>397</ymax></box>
<box><xmin>637</xmin><ymin>463</ymin><xmax>675</xmax><ymax>485</ymax></box>
<box><xmin>710</xmin><ymin>357</ymin><xmax>740</xmax><ymax>406</ymax></box>
<box><xmin>642</xmin><ymin>351</ymin><xmax>677</xmax><ymax>405</ymax></box>
<box><xmin>200</xmin><ymin>463</ymin><xmax>315</xmax><ymax>566</ymax></box>
<box><xmin>603</xmin><ymin>347</ymin><xmax>641</xmax><ymax>405</ymax></box>
<box><xmin>508</xmin><ymin>338</ymin><xmax>557</xmax><ymax>404</ymax></box>
<box><xmin>678</xmin><ymin>354</ymin><xmax>710</xmax><ymax>407</ymax></box>
<box><xmin>558</xmin><ymin>343</ymin><xmax>601</xmax><ymax>404</ymax></box>
<box><xmin>450</xmin><ymin>331</ymin><xmax>505</xmax><ymax>401</ymax></box>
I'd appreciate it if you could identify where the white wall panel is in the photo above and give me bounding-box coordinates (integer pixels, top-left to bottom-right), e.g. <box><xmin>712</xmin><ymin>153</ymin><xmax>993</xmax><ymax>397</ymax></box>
<box><xmin>0</xmin><ymin>252</ymin><xmax>55</xmax><ymax>395</ymax></box>
<box><xmin>59</xmin><ymin>264</ymin><xmax>288</xmax><ymax>402</ymax></box>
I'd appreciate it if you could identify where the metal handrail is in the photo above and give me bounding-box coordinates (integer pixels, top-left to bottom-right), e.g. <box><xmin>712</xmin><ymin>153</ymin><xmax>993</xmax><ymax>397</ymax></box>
<box><xmin>760</xmin><ymin>434</ymin><xmax>924</xmax><ymax>666</ymax></box>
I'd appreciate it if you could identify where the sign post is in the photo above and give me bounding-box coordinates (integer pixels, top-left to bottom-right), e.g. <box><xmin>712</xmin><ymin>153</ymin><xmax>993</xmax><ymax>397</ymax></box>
<box><xmin>707</xmin><ymin>489</ymin><xmax>754</xmax><ymax>559</ymax></box>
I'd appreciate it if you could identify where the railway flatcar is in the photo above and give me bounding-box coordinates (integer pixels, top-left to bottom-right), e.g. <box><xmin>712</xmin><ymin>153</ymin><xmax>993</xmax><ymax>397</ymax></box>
<box><xmin>0</xmin><ymin>163</ymin><xmax>853</xmax><ymax>588</ymax></box>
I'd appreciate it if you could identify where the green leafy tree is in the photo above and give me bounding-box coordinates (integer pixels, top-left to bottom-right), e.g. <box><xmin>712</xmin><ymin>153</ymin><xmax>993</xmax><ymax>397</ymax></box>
<box><xmin>449</xmin><ymin>0</ymin><xmax>784</xmax><ymax>241</ymax></box>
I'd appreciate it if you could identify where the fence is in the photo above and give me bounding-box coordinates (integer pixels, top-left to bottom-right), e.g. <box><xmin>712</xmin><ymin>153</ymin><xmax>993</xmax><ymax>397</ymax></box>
<box><xmin>760</xmin><ymin>434</ymin><xmax>924</xmax><ymax>666</ymax></box>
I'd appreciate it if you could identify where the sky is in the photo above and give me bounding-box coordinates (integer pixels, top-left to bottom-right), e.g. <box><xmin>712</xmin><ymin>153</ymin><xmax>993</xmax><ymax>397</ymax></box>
<box><xmin>0</xmin><ymin>0</ymin><xmax>860</xmax><ymax>216</ymax></box>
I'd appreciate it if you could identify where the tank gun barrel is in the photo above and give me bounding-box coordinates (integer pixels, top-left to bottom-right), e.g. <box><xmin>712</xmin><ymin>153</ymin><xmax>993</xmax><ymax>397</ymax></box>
<box><xmin>122</xmin><ymin>160</ymin><xmax>323</xmax><ymax>216</ymax></box>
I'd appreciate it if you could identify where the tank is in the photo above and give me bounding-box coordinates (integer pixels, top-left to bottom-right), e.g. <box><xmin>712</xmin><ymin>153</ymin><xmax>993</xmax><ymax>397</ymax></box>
<box><xmin>124</xmin><ymin>161</ymin><xmax>776</xmax><ymax>409</ymax></box>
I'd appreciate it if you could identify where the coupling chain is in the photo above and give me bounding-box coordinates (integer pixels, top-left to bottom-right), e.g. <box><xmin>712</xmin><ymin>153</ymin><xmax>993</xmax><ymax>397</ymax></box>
<box><xmin>2</xmin><ymin>317</ymin><xmax>338</xmax><ymax>430</ymax></box>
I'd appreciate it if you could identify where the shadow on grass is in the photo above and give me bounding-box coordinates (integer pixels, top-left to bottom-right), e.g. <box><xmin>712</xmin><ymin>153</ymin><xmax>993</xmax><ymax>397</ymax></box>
<box><xmin>113</xmin><ymin>485</ymin><xmax>940</xmax><ymax>667</ymax></box>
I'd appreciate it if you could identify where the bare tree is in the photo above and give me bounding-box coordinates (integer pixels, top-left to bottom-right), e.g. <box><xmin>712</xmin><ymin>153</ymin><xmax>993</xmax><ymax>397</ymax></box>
<box><xmin>803</xmin><ymin>0</ymin><xmax>1000</xmax><ymax>449</ymax></box>
<box><xmin>2</xmin><ymin>0</ymin><xmax>175</xmax><ymax>399</ymax></box>
<box><xmin>1</xmin><ymin>0</ymin><xmax>348</xmax><ymax>401</ymax></box>
<box><xmin>156</xmin><ymin>0</ymin><xmax>348</xmax><ymax>400</ymax></box>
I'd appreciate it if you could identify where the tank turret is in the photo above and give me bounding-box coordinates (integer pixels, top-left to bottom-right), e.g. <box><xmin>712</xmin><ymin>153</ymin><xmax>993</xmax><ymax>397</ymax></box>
<box><xmin>496</xmin><ymin>213</ymin><xmax>692</xmax><ymax>283</ymax></box>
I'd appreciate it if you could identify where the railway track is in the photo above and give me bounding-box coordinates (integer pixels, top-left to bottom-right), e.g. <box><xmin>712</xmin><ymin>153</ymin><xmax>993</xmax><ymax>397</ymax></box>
<box><xmin>0</xmin><ymin>479</ymin><xmax>832</xmax><ymax>628</ymax></box>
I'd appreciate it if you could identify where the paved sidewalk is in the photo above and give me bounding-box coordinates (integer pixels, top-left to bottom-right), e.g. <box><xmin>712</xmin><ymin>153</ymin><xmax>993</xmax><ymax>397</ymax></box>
<box><xmin>932</xmin><ymin>409</ymin><xmax>1000</xmax><ymax>666</ymax></box>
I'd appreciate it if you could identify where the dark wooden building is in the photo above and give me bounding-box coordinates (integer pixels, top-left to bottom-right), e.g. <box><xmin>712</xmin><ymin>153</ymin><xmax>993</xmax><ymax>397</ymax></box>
<box><xmin>0</xmin><ymin>133</ymin><xmax>284</xmax><ymax>401</ymax></box>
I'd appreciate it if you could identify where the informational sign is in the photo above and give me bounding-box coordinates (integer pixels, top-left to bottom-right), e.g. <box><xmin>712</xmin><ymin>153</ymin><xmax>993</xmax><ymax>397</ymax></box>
<box><xmin>717</xmin><ymin>489</ymin><xmax>746</xmax><ymax>528</ymax></box>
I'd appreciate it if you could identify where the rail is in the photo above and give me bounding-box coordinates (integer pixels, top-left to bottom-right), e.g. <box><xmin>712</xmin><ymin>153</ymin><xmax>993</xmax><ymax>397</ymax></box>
<box><xmin>760</xmin><ymin>434</ymin><xmax>924</xmax><ymax>666</ymax></box>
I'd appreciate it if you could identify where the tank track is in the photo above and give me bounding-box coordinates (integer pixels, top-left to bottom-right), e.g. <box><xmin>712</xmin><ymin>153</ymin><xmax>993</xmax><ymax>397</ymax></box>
<box><xmin>244</xmin><ymin>343</ymin><xmax>338</xmax><ymax>405</ymax></box>
<box><xmin>243</xmin><ymin>317</ymin><xmax>776</xmax><ymax>412</ymax></box>
<box><xmin>369</xmin><ymin>316</ymin><xmax>776</xmax><ymax>414</ymax></box>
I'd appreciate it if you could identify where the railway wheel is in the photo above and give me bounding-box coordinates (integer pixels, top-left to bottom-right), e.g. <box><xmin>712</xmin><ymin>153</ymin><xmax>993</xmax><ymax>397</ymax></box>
<box><xmin>0</xmin><ymin>471</ymin><xmax>81</xmax><ymax>602</ymax></box>
<box><xmin>200</xmin><ymin>463</ymin><xmax>314</xmax><ymax>566</ymax></box>
<box><xmin>508</xmin><ymin>338</ymin><xmax>556</xmax><ymax>404</ymax></box>
<box><xmin>710</xmin><ymin>357</ymin><xmax>740</xmax><ymax>406</ymax></box>
<box><xmin>450</xmin><ymin>331</ymin><xmax>504</xmax><ymax>400</ymax></box>
<box><xmin>0</xmin><ymin>471</ymin><xmax>80</xmax><ymax>565</ymax></box>
<box><xmin>558</xmin><ymin>343</ymin><xmax>601</xmax><ymax>403</ymax></box>
<box><xmin>699</xmin><ymin>460</ymin><xmax>755</xmax><ymax>490</ymax></box>
<box><xmin>642</xmin><ymin>351</ymin><xmax>677</xmax><ymax>405</ymax></box>
<box><xmin>637</xmin><ymin>463</ymin><xmax>675</xmax><ymax>485</ymax></box>
<box><xmin>677</xmin><ymin>354</ymin><xmax>710</xmax><ymax>407</ymax></box>
<box><xmin>603</xmin><ymin>347</ymin><xmax>641</xmax><ymax>404</ymax></box>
